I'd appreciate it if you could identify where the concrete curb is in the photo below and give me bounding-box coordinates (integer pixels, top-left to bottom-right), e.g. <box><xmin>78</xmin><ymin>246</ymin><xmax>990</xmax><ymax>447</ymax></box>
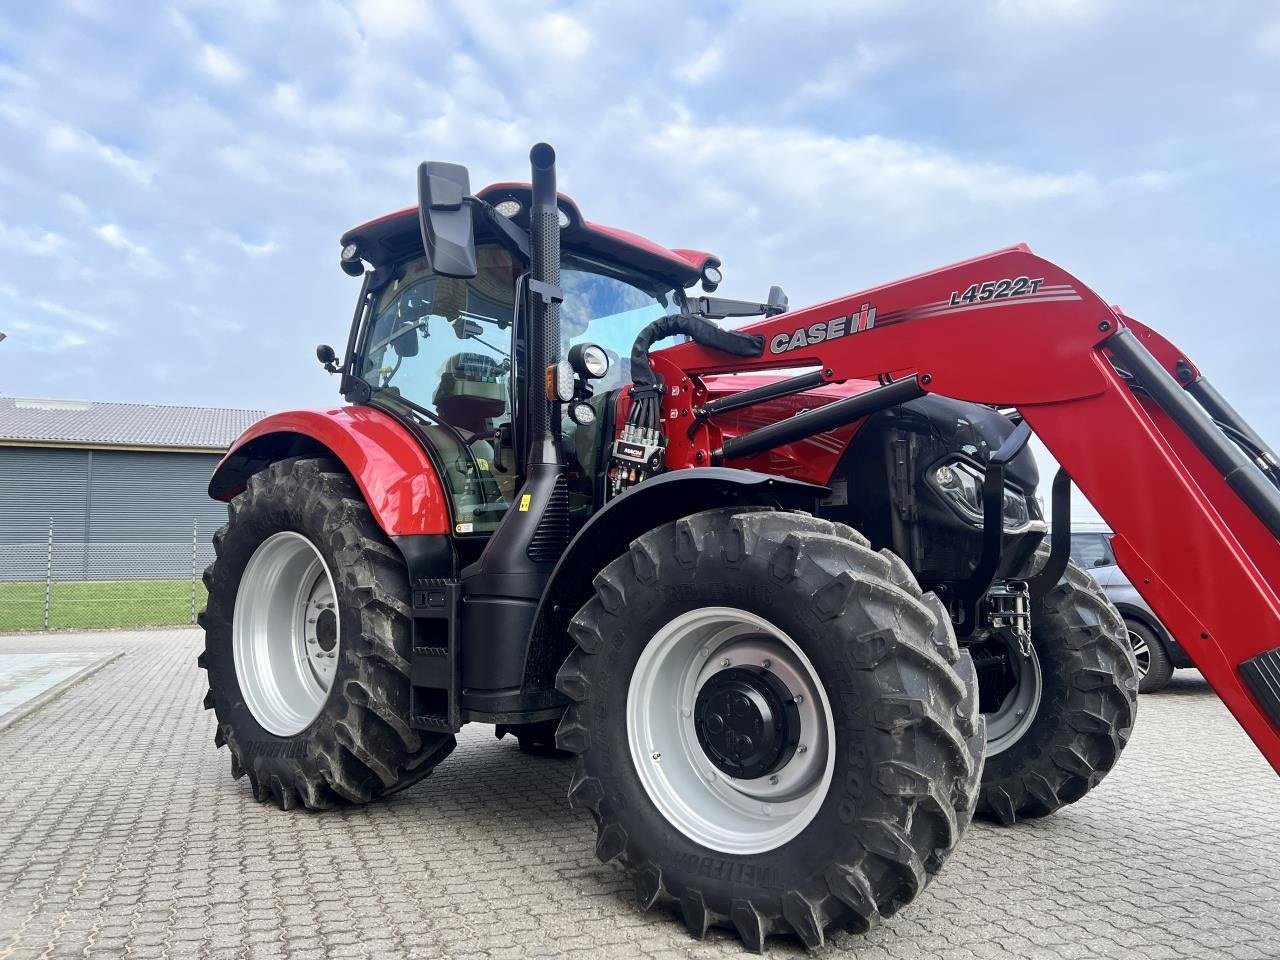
<box><xmin>0</xmin><ymin>650</ymin><xmax>126</xmax><ymax>733</ymax></box>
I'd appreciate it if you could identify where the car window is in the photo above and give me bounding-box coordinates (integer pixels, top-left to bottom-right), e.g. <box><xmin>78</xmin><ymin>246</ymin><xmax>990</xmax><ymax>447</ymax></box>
<box><xmin>1069</xmin><ymin>533</ymin><xmax>1115</xmax><ymax>569</ymax></box>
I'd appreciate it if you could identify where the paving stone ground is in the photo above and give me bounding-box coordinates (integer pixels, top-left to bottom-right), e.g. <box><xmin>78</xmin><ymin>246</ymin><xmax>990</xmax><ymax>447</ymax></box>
<box><xmin>0</xmin><ymin>628</ymin><xmax>1277</xmax><ymax>960</ymax></box>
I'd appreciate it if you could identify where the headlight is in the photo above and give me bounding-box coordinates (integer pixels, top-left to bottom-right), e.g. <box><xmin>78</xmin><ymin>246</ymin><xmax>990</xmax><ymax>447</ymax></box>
<box><xmin>930</xmin><ymin>459</ymin><xmax>1031</xmax><ymax>531</ymax></box>
<box><xmin>494</xmin><ymin>199</ymin><xmax>522</xmax><ymax>218</ymax></box>
<box><xmin>568</xmin><ymin>342</ymin><xmax>609</xmax><ymax>379</ymax></box>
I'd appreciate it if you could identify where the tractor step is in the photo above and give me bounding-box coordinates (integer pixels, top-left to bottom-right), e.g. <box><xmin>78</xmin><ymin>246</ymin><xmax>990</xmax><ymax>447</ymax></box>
<box><xmin>409</xmin><ymin>578</ymin><xmax>462</xmax><ymax>734</ymax></box>
<box><xmin>1241</xmin><ymin>646</ymin><xmax>1280</xmax><ymax>732</ymax></box>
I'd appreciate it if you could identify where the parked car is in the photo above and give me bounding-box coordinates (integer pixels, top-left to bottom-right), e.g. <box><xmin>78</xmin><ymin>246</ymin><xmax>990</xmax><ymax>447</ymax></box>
<box><xmin>1069</xmin><ymin>522</ymin><xmax>1191</xmax><ymax>692</ymax></box>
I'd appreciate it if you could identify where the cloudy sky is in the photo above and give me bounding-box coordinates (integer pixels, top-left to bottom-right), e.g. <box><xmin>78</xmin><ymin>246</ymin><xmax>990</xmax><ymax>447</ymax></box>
<box><xmin>1</xmin><ymin>0</ymin><xmax>1277</xmax><ymax>505</ymax></box>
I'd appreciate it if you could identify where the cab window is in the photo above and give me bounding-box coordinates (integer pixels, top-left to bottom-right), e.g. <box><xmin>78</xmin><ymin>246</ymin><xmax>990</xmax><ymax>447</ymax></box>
<box><xmin>359</xmin><ymin>245</ymin><xmax>517</xmax><ymax>534</ymax></box>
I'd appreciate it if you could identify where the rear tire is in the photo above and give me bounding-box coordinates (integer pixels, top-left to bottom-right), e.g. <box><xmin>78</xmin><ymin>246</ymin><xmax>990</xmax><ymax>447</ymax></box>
<box><xmin>1128</xmin><ymin>620</ymin><xmax>1174</xmax><ymax>694</ymax></box>
<box><xmin>555</xmin><ymin>509</ymin><xmax>983</xmax><ymax>951</ymax></box>
<box><xmin>975</xmin><ymin>558</ymin><xmax>1137</xmax><ymax>825</ymax></box>
<box><xmin>198</xmin><ymin>457</ymin><xmax>455</xmax><ymax>809</ymax></box>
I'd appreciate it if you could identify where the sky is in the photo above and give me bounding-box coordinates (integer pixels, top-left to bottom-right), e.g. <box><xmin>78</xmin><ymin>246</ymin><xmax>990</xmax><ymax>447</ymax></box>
<box><xmin>0</xmin><ymin>0</ymin><xmax>1277</xmax><ymax>518</ymax></box>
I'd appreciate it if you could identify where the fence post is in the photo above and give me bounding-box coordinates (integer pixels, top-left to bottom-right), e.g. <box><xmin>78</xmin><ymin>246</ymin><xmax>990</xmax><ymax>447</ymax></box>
<box><xmin>44</xmin><ymin>518</ymin><xmax>52</xmax><ymax>631</ymax></box>
<box><xmin>191</xmin><ymin>518</ymin><xmax>198</xmax><ymax>626</ymax></box>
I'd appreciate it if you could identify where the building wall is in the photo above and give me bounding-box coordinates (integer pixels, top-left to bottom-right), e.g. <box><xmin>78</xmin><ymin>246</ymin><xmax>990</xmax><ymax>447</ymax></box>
<box><xmin>0</xmin><ymin>446</ymin><xmax>227</xmax><ymax>581</ymax></box>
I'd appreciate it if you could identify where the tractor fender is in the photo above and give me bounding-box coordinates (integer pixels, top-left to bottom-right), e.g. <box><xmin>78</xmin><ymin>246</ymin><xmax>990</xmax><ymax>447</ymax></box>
<box><xmin>520</xmin><ymin>468</ymin><xmax>829</xmax><ymax>695</ymax></box>
<box><xmin>208</xmin><ymin>407</ymin><xmax>450</xmax><ymax>536</ymax></box>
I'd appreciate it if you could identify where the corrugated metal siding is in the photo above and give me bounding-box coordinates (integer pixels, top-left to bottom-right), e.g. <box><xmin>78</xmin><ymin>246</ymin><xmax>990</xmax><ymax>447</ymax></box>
<box><xmin>87</xmin><ymin>451</ymin><xmax>224</xmax><ymax>543</ymax></box>
<box><xmin>0</xmin><ymin>447</ymin><xmax>226</xmax><ymax>581</ymax></box>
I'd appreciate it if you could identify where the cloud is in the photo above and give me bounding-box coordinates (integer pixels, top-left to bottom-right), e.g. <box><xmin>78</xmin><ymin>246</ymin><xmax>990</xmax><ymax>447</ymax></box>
<box><xmin>678</xmin><ymin>46</ymin><xmax>723</xmax><ymax>84</ymax></box>
<box><xmin>0</xmin><ymin>0</ymin><xmax>1273</xmax><ymax>452</ymax></box>
<box><xmin>197</xmin><ymin>43</ymin><xmax>245</xmax><ymax>83</ymax></box>
<box><xmin>0</xmin><ymin>221</ymin><xmax>69</xmax><ymax>257</ymax></box>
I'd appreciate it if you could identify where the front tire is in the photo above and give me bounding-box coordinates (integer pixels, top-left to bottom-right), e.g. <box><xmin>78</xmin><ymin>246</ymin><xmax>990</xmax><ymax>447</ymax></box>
<box><xmin>975</xmin><ymin>558</ymin><xmax>1137</xmax><ymax>824</ymax></box>
<box><xmin>198</xmin><ymin>457</ymin><xmax>455</xmax><ymax>809</ymax></box>
<box><xmin>555</xmin><ymin>509</ymin><xmax>983</xmax><ymax>951</ymax></box>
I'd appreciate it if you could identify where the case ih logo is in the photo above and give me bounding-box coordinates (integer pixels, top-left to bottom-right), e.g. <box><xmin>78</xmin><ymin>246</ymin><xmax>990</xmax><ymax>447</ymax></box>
<box><xmin>769</xmin><ymin>302</ymin><xmax>876</xmax><ymax>354</ymax></box>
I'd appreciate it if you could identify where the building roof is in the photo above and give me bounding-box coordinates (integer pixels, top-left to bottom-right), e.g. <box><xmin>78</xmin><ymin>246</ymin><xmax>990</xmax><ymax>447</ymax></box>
<box><xmin>0</xmin><ymin>396</ymin><xmax>268</xmax><ymax>452</ymax></box>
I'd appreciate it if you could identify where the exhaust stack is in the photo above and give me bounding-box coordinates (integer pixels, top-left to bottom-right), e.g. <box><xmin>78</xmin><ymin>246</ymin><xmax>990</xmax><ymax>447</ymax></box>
<box><xmin>526</xmin><ymin>142</ymin><xmax>562</xmax><ymax>466</ymax></box>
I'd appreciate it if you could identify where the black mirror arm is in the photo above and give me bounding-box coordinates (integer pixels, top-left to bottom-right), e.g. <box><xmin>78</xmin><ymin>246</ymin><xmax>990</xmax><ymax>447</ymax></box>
<box><xmin>469</xmin><ymin>197</ymin><xmax>531</xmax><ymax>263</ymax></box>
<box><xmin>690</xmin><ymin>295</ymin><xmax>789</xmax><ymax>320</ymax></box>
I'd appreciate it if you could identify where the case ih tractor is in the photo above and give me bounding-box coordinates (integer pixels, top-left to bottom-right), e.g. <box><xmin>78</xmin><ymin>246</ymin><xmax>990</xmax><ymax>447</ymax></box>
<box><xmin>199</xmin><ymin>144</ymin><xmax>1280</xmax><ymax>950</ymax></box>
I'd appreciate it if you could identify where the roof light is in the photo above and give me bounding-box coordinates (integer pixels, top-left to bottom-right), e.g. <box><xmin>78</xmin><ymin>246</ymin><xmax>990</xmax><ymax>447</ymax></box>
<box><xmin>339</xmin><ymin>242</ymin><xmax>364</xmax><ymax>277</ymax></box>
<box><xmin>494</xmin><ymin>199</ymin><xmax>522</xmax><ymax>218</ymax></box>
<box><xmin>557</xmin><ymin>207</ymin><xmax>570</xmax><ymax>229</ymax></box>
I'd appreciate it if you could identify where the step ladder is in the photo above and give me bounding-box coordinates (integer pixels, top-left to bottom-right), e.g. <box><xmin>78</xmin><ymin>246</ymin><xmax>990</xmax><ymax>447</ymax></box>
<box><xmin>409</xmin><ymin>578</ymin><xmax>461</xmax><ymax>733</ymax></box>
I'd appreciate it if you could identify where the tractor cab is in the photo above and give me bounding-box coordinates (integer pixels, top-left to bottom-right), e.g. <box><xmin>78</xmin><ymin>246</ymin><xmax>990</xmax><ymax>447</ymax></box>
<box><xmin>333</xmin><ymin>185</ymin><xmax>716</xmax><ymax>536</ymax></box>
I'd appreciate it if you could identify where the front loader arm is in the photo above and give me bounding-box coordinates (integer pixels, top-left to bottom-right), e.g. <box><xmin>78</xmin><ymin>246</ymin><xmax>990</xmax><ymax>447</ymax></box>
<box><xmin>661</xmin><ymin>245</ymin><xmax>1280</xmax><ymax>775</ymax></box>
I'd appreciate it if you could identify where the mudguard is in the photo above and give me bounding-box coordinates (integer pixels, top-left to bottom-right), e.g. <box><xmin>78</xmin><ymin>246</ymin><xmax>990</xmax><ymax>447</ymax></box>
<box><xmin>209</xmin><ymin>407</ymin><xmax>450</xmax><ymax>536</ymax></box>
<box><xmin>519</xmin><ymin>468</ymin><xmax>829</xmax><ymax>696</ymax></box>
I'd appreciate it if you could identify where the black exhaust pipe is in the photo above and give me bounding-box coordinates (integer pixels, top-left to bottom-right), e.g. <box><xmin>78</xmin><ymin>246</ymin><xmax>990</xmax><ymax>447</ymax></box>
<box><xmin>527</xmin><ymin>142</ymin><xmax>561</xmax><ymax>466</ymax></box>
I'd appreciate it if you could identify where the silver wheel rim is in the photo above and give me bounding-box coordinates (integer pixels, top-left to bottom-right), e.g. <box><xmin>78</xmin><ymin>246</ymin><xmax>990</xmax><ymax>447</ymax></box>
<box><xmin>984</xmin><ymin>637</ymin><xmax>1043</xmax><ymax>757</ymax></box>
<box><xmin>1127</xmin><ymin>628</ymin><xmax>1151</xmax><ymax>680</ymax></box>
<box><xmin>626</xmin><ymin>607</ymin><xmax>836</xmax><ymax>855</ymax></box>
<box><xmin>232</xmin><ymin>531</ymin><xmax>340</xmax><ymax>737</ymax></box>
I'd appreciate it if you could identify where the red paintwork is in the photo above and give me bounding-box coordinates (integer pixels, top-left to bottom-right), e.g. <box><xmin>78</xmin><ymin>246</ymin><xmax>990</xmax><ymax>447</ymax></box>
<box><xmin>342</xmin><ymin>185</ymin><xmax>717</xmax><ymax>280</ymax></box>
<box><xmin>656</xmin><ymin>244</ymin><xmax>1280</xmax><ymax>776</ymax></box>
<box><xmin>213</xmin><ymin>407</ymin><xmax>451</xmax><ymax>536</ymax></box>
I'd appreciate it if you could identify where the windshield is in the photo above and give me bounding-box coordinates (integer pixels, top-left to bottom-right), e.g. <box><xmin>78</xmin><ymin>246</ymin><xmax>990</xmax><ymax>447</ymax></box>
<box><xmin>359</xmin><ymin>244</ymin><xmax>518</xmax><ymax>535</ymax></box>
<box><xmin>560</xmin><ymin>254</ymin><xmax>682</xmax><ymax>393</ymax></box>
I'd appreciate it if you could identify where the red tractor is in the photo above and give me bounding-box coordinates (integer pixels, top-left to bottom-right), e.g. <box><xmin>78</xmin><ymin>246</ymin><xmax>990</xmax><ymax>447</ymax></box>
<box><xmin>200</xmin><ymin>144</ymin><xmax>1280</xmax><ymax>950</ymax></box>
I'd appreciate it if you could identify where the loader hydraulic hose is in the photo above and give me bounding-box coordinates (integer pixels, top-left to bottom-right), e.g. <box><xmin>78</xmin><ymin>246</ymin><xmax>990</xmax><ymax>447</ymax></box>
<box><xmin>1107</xmin><ymin>329</ymin><xmax>1280</xmax><ymax>541</ymax></box>
<box><xmin>626</xmin><ymin>313</ymin><xmax>764</xmax><ymax>434</ymax></box>
<box><xmin>714</xmin><ymin>375</ymin><xmax>925</xmax><ymax>463</ymax></box>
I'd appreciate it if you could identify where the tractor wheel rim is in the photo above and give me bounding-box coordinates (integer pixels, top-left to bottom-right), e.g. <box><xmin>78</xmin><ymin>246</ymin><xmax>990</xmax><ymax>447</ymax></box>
<box><xmin>232</xmin><ymin>531</ymin><xmax>340</xmax><ymax>737</ymax></box>
<box><xmin>626</xmin><ymin>607</ymin><xmax>835</xmax><ymax>855</ymax></box>
<box><xmin>983</xmin><ymin>635</ymin><xmax>1042</xmax><ymax>757</ymax></box>
<box><xmin>1127</xmin><ymin>628</ymin><xmax>1151</xmax><ymax>680</ymax></box>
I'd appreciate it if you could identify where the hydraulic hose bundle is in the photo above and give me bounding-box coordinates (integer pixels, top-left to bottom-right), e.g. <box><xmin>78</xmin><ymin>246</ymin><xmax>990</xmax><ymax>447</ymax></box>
<box><xmin>608</xmin><ymin>313</ymin><xmax>763</xmax><ymax>498</ymax></box>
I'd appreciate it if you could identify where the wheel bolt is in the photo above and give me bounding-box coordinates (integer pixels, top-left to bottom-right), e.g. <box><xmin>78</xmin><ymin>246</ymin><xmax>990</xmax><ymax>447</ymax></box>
<box><xmin>797</xmin><ymin>744</ymin><xmax>807</xmax><ymax>754</ymax></box>
<box><xmin>1016</xmin><ymin>708</ymin><xmax>1025</xmax><ymax>717</ymax></box>
<box><xmin>769</xmin><ymin>775</ymin><xmax>779</xmax><ymax>785</ymax></box>
<box><xmin>794</xmin><ymin>694</ymin><xmax>804</xmax><ymax>704</ymax></box>
<box><xmin>719</xmin><ymin>658</ymin><xmax>730</xmax><ymax>667</ymax></box>
<box><xmin>762</xmin><ymin>658</ymin><xmax>772</xmax><ymax>668</ymax></box>
<box><xmin>652</xmin><ymin>752</ymin><xmax>661</xmax><ymax>761</ymax></box>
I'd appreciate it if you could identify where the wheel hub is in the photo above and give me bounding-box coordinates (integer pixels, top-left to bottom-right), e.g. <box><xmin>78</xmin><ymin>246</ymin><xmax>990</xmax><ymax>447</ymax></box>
<box><xmin>232</xmin><ymin>531</ymin><xmax>341</xmax><ymax>737</ymax></box>
<box><xmin>694</xmin><ymin>666</ymin><xmax>799</xmax><ymax>779</ymax></box>
<box><xmin>626</xmin><ymin>607</ymin><xmax>835</xmax><ymax>855</ymax></box>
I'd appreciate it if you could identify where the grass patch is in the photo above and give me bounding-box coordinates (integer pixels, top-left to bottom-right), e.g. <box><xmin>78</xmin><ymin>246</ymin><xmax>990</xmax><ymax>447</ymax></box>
<box><xmin>0</xmin><ymin>580</ymin><xmax>208</xmax><ymax>631</ymax></box>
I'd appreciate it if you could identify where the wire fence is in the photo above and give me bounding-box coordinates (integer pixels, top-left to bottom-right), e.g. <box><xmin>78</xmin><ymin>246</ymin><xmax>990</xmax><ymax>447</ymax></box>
<box><xmin>0</xmin><ymin>519</ymin><xmax>216</xmax><ymax>632</ymax></box>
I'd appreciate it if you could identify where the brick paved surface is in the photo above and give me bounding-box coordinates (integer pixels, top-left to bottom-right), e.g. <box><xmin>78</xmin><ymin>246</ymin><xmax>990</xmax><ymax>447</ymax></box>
<box><xmin>0</xmin><ymin>628</ymin><xmax>1277</xmax><ymax>959</ymax></box>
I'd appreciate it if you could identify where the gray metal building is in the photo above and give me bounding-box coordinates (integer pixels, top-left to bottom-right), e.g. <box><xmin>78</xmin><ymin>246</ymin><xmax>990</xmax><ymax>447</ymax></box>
<box><xmin>0</xmin><ymin>397</ymin><xmax>265</xmax><ymax>580</ymax></box>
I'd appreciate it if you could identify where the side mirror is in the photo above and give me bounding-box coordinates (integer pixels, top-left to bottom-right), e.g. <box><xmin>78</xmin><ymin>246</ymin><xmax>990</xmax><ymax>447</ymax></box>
<box><xmin>453</xmin><ymin>317</ymin><xmax>484</xmax><ymax>340</ymax></box>
<box><xmin>766</xmin><ymin>285</ymin><xmax>789</xmax><ymax>315</ymax></box>
<box><xmin>417</xmin><ymin>161</ymin><xmax>478</xmax><ymax>279</ymax></box>
<box><xmin>316</xmin><ymin>343</ymin><xmax>340</xmax><ymax>374</ymax></box>
<box><xmin>391</xmin><ymin>322</ymin><xmax>420</xmax><ymax>358</ymax></box>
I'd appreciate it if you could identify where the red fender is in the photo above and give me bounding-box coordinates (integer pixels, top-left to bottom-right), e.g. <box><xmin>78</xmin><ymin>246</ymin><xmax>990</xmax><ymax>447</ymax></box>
<box><xmin>209</xmin><ymin>407</ymin><xmax>450</xmax><ymax>536</ymax></box>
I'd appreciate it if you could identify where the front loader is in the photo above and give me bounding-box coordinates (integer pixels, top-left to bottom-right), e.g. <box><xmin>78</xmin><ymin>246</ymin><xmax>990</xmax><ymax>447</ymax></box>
<box><xmin>198</xmin><ymin>143</ymin><xmax>1280</xmax><ymax>950</ymax></box>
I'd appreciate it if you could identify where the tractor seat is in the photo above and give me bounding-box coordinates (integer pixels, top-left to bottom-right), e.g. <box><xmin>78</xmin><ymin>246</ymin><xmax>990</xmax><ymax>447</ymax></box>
<box><xmin>434</xmin><ymin>352</ymin><xmax>507</xmax><ymax>434</ymax></box>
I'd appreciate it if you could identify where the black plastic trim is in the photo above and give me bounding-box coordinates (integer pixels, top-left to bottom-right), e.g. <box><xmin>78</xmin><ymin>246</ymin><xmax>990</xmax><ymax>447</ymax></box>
<box><xmin>1241</xmin><ymin>646</ymin><xmax>1280</xmax><ymax>732</ymax></box>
